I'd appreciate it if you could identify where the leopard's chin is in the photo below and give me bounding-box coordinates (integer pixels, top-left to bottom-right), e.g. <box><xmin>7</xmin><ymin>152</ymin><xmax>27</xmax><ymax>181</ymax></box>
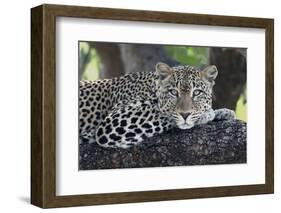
<box><xmin>177</xmin><ymin>122</ymin><xmax>195</xmax><ymax>130</ymax></box>
<box><xmin>178</xmin><ymin>124</ymin><xmax>194</xmax><ymax>130</ymax></box>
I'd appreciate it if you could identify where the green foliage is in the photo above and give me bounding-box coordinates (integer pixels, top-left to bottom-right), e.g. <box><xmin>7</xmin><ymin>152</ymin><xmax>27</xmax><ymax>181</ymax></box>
<box><xmin>165</xmin><ymin>46</ymin><xmax>208</xmax><ymax>66</ymax></box>
<box><xmin>79</xmin><ymin>42</ymin><xmax>101</xmax><ymax>81</ymax></box>
<box><xmin>235</xmin><ymin>87</ymin><xmax>247</xmax><ymax>121</ymax></box>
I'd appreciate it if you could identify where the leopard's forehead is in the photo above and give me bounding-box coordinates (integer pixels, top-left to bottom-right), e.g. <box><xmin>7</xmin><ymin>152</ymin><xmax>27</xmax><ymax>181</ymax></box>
<box><xmin>170</xmin><ymin>65</ymin><xmax>203</xmax><ymax>91</ymax></box>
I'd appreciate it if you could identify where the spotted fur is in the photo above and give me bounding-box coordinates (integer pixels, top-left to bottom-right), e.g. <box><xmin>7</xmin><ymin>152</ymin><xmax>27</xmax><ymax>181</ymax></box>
<box><xmin>79</xmin><ymin>62</ymin><xmax>235</xmax><ymax>148</ymax></box>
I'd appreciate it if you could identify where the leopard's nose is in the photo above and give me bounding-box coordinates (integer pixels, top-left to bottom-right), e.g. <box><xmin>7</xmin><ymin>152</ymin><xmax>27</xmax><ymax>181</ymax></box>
<box><xmin>180</xmin><ymin>112</ymin><xmax>191</xmax><ymax>120</ymax></box>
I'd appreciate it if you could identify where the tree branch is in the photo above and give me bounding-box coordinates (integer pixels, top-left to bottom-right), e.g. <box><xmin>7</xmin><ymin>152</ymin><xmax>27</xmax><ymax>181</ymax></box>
<box><xmin>80</xmin><ymin>120</ymin><xmax>246</xmax><ymax>170</ymax></box>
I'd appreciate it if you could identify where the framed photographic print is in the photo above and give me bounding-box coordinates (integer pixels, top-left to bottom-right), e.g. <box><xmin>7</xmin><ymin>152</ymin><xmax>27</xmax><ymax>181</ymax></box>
<box><xmin>31</xmin><ymin>4</ymin><xmax>274</xmax><ymax>208</ymax></box>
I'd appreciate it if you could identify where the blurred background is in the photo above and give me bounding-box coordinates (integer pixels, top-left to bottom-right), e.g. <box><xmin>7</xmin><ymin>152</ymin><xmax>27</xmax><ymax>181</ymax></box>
<box><xmin>79</xmin><ymin>42</ymin><xmax>247</xmax><ymax>121</ymax></box>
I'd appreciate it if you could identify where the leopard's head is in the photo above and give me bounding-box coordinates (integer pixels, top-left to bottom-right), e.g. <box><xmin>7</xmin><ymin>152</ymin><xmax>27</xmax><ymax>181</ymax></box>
<box><xmin>155</xmin><ymin>62</ymin><xmax>218</xmax><ymax>129</ymax></box>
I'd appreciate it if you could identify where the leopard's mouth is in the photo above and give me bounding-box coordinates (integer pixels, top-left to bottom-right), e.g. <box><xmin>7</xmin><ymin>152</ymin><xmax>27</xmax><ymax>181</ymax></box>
<box><xmin>177</xmin><ymin>122</ymin><xmax>195</xmax><ymax>130</ymax></box>
<box><xmin>174</xmin><ymin>115</ymin><xmax>196</xmax><ymax>130</ymax></box>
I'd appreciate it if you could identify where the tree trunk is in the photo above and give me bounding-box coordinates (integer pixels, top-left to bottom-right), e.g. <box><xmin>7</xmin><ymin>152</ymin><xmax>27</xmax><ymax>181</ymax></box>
<box><xmin>119</xmin><ymin>44</ymin><xmax>179</xmax><ymax>74</ymax></box>
<box><xmin>79</xmin><ymin>120</ymin><xmax>246</xmax><ymax>170</ymax></box>
<box><xmin>94</xmin><ymin>43</ymin><xmax>178</xmax><ymax>79</ymax></box>
<box><xmin>93</xmin><ymin>43</ymin><xmax>125</xmax><ymax>79</ymax></box>
<box><xmin>210</xmin><ymin>48</ymin><xmax>247</xmax><ymax>110</ymax></box>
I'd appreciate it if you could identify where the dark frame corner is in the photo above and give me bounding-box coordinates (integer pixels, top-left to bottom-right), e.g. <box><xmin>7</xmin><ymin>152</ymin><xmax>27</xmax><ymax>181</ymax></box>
<box><xmin>31</xmin><ymin>4</ymin><xmax>274</xmax><ymax>208</ymax></box>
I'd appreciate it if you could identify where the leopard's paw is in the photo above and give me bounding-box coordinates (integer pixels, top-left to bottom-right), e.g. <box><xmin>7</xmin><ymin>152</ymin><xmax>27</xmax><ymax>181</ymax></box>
<box><xmin>214</xmin><ymin>108</ymin><xmax>236</xmax><ymax>121</ymax></box>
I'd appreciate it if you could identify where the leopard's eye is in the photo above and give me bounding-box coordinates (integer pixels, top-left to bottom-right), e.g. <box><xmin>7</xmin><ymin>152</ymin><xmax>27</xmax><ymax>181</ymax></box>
<box><xmin>169</xmin><ymin>89</ymin><xmax>178</xmax><ymax>97</ymax></box>
<box><xmin>193</xmin><ymin>89</ymin><xmax>203</xmax><ymax>96</ymax></box>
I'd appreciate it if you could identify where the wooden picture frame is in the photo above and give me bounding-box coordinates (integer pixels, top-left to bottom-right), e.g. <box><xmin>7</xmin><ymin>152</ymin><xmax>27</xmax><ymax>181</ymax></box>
<box><xmin>31</xmin><ymin>4</ymin><xmax>274</xmax><ymax>208</ymax></box>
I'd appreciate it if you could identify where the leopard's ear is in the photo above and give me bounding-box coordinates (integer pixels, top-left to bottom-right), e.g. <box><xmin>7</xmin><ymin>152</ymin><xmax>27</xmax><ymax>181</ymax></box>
<box><xmin>201</xmin><ymin>65</ymin><xmax>218</xmax><ymax>86</ymax></box>
<box><xmin>155</xmin><ymin>62</ymin><xmax>173</xmax><ymax>80</ymax></box>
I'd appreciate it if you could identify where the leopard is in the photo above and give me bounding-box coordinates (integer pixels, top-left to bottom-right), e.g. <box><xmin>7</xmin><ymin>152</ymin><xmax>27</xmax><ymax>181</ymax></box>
<box><xmin>79</xmin><ymin>62</ymin><xmax>236</xmax><ymax>148</ymax></box>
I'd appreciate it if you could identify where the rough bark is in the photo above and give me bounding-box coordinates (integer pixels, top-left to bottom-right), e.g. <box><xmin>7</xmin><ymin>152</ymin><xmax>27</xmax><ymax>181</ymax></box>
<box><xmin>79</xmin><ymin>120</ymin><xmax>246</xmax><ymax>170</ymax></box>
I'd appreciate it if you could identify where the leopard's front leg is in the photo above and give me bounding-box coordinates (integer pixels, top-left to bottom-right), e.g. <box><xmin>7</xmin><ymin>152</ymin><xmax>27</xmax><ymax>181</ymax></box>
<box><xmin>195</xmin><ymin>108</ymin><xmax>236</xmax><ymax>126</ymax></box>
<box><xmin>195</xmin><ymin>109</ymin><xmax>216</xmax><ymax>125</ymax></box>
<box><xmin>213</xmin><ymin>108</ymin><xmax>236</xmax><ymax>121</ymax></box>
